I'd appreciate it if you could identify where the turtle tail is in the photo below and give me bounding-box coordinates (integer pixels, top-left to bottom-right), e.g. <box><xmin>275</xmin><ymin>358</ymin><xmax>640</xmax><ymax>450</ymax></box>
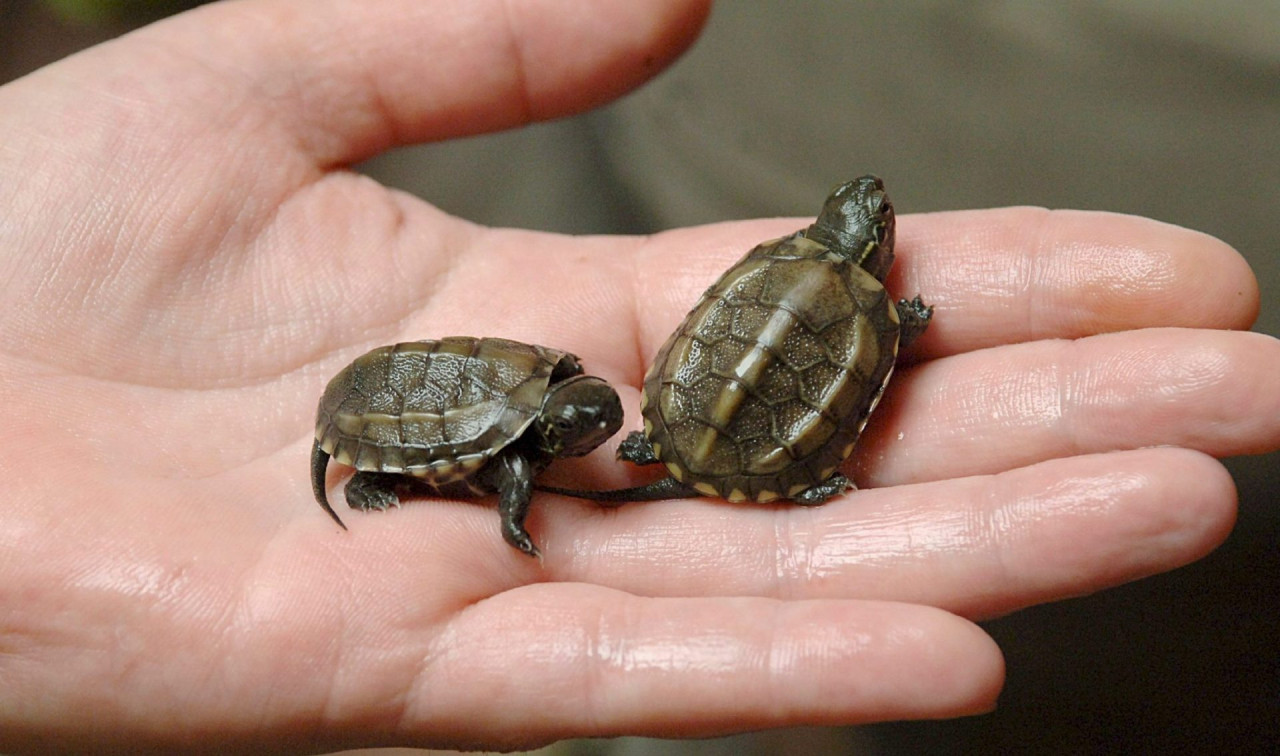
<box><xmin>310</xmin><ymin>439</ymin><xmax>348</xmax><ymax>530</ymax></box>
<box><xmin>536</xmin><ymin>476</ymin><xmax>701</xmax><ymax>506</ymax></box>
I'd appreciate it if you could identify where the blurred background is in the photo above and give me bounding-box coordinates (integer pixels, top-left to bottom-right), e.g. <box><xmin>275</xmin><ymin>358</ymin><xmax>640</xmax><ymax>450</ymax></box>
<box><xmin>4</xmin><ymin>1</ymin><xmax>1277</xmax><ymax>753</ymax></box>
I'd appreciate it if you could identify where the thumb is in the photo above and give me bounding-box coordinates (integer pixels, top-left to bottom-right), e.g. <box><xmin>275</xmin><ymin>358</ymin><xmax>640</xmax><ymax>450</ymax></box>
<box><xmin>118</xmin><ymin>0</ymin><xmax>713</xmax><ymax>166</ymax></box>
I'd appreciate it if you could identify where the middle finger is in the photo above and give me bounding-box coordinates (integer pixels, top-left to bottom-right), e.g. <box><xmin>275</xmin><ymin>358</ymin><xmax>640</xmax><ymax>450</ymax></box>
<box><xmin>855</xmin><ymin>326</ymin><xmax>1280</xmax><ymax>487</ymax></box>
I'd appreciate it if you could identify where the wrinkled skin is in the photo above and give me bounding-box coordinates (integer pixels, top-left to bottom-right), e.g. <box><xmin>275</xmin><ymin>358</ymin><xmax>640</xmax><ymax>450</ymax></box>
<box><xmin>0</xmin><ymin>1</ymin><xmax>1277</xmax><ymax>754</ymax></box>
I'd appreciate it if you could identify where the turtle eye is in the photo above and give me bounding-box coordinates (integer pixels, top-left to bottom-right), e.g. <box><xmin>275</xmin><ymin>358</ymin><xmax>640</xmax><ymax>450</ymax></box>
<box><xmin>553</xmin><ymin>416</ymin><xmax>576</xmax><ymax>433</ymax></box>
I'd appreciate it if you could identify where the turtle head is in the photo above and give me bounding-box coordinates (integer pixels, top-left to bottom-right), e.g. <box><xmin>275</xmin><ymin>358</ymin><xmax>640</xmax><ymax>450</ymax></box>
<box><xmin>535</xmin><ymin>375</ymin><xmax>624</xmax><ymax>458</ymax></box>
<box><xmin>805</xmin><ymin>175</ymin><xmax>895</xmax><ymax>282</ymax></box>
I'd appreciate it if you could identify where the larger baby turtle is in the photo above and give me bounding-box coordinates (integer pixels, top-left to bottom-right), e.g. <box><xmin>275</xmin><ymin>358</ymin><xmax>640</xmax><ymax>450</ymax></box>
<box><xmin>311</xmin><ymin>337</ymin><xmax>623</xmax><ymax>557</ymax></box>
<box><xmin>545</xmin><ymin>176</ymin><xmax>931</xmax><ymax>505</ymax></box>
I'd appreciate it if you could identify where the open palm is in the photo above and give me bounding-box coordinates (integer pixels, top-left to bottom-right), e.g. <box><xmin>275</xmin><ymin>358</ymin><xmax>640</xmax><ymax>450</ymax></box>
<box><xmin>2</xmin><ymin>1</ymin><xmax>1277</xmax><ymax>753</ymax></box>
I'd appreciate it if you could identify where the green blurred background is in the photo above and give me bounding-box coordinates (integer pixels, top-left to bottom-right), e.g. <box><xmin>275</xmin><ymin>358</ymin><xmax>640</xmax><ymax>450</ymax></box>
<box><xmin>4</xmin><ymin>1</ymin><xmax>1277</xmax><ymax>754</ymax></box>
<box><xmin>35</xmin><ymin>0</ymin><xmax>201</xmax><ymax>24</ymax></box>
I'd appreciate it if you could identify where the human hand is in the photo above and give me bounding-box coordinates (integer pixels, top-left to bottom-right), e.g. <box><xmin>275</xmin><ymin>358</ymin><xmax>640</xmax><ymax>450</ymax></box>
<box><xmin>2</xmin><ymin>0</ymin><xmax>1276</xmax><ymax>753</ymax></box>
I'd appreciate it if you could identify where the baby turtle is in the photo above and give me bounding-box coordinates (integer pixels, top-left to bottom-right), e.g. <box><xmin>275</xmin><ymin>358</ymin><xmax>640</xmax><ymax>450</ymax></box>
<box><xmin>311</xmin><ymin>337</ymin><xmax>623</xmax><ymax>557</ymax></box>
<box><xmin>544</xmin><ymin>175</ymin><xmax>931</xmax><ymax>505</ymax></box>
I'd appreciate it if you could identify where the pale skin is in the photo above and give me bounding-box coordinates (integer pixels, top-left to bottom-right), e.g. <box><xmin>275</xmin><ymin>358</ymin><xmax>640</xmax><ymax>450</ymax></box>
<box><xmin>1</xmin><ymin>0</ymin><xmax>1278</xmax><ymax>753</ymax></box>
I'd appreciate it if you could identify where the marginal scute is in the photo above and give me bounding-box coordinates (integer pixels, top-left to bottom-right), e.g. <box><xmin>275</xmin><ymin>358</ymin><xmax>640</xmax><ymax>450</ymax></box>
<box><xmin>693</xmin><ymin>481</ymin><xmax>719</xmax><ymax>497</ymax></box>
<box><xmin>457</xmin><ymin>453</ymin><xmax>487</xmax><ymax>473</ymax></box>
<box><xmin>354</xmin><ymin>443</ymin><xmax>382</xmax><ymax>471</ymax></box>
<box><xmin>378</xmin><ymin>445</ymin><xmax>406</xmax><ymax>473</ymax></box>
<box><xmin>428</xmin><ymin>459</ymin><xmax>457</xmax><ymax>481</ymax></box>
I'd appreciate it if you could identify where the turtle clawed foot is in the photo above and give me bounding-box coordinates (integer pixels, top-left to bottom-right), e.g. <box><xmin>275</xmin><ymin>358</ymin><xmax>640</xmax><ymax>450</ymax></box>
<box><xmin>791</xmin><ymin>473</ymin><xmax>855</xmax><ymax>506</ymax></box>
<box><xmin>503</xmin><ymin>526</ymin><xmax>542</xmax><ymax>560</ymax></box>
<box><xmin>895</xmin><ymin>295</ymin><xmax>934</xmax><ymax>349</ymax></box>
<box><xmin>617</xmin><ymin>430</ymin><xmax>661</xmax><ymax>466</ymax></box>
<box><xmin>345</xmin><ymin>471</ymin><xmax>404</xmax><ymax>512</ymax></box>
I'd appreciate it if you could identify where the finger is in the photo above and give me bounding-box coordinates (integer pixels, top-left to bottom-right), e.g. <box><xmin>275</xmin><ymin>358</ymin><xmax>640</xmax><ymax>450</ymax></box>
<box><xmin>97</xmin><ymin>0</ymin><xmax>710</xmax><ymax>166</ymax></box>
<box><xmin>540</xmin><ymin>448</ymin><xmax>1236</xmax><ymax>619</ymax></box>
<box><xmin>855</xmin><ymin>328</ymin><xmax>1280</xmax><ymax>486</ymax></box>
<box><xmin>633</xmin><ymin>208</ymin><xmax>1257</xmax><ymax>362</ymax></box>
<box><xmin>897</xmin><ymin>208</ymin><xmax>1259</xmax><ymax>356</ymax></box>
<box><xmin>379</xmin><ymin>584</ymin><xmax>1001</xmax><ymax>749</ymax></box>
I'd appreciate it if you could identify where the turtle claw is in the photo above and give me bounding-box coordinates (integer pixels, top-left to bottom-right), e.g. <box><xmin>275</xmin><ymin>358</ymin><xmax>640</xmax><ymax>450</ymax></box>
<box><xmin>791</xmin><ymin>473</ymin><xmax>855</xmax><ymax>505</ymax></box>
<box><xmin>345</xmin><ymin>471</ymin><xmax>403</xmax><ymax>513</ymax></box>
<box><xmin>503</xmin><ymin>527</ymin><xmax>542</xmax><ymax>559</ymax></box>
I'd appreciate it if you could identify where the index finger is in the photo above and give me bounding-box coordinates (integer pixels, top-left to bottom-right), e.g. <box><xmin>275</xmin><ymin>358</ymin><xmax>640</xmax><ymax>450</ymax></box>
<box><xmin>633</xmin><ymin>208</ymin><xmax>1258</xmax><ymax>362</ymax></box>
<box><xmin>897</xmin><ymin>207</ymin><xmax>1259</xmax><ymax>357</ymax></box>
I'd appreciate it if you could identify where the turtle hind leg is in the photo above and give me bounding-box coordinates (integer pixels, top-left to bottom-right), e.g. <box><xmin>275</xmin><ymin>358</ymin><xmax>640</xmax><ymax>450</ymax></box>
<box><xmin>345</xmin><ymin>471</ymin><xmax>406</xmax><ymax>513</ymax></box>
<box><xmin>896</xmin><ymin>295</ymin><xmax>934</xmax><ymax>349</ymax></box>
<box><xmin>310</xmin><ymin>440</ymin><xmax>347</xmax><ymax>530</ymax></box>
<box><xmin>790</xmin><ymin>473</ymin><xmax>855</xmax><ymax>506</ymax></box>
<box><xmin>616</xmin><ymin>430</ymin><xmax>661</xmax><ymax>465</ymax></box>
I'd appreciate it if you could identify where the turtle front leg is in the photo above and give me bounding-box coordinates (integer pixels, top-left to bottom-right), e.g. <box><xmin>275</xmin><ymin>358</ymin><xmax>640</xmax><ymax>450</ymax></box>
<box><xmin>896</xmin><ymin>295</ymin><xmax>934</xmax><ymax>349</ymax></box>
<box><xmin>345</xmin><ymin>471</ymin><xmax>406</xmax><ymax>512</ymax></box>
<box><xmin>616</xmin><ymin>430</ymin><xmax>661</xmax><ymax>466</ymax></box>
<box><xmin>486</xmin><ymin>451</ymin><xmax>541</xmax><ymax>558</ymax></box>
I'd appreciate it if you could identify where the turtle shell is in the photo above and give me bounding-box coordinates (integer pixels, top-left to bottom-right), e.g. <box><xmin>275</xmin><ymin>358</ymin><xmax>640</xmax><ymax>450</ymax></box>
<box><xmin>314</xmin><ymin>337</ymin><xmax>581</xmax><ymax>488</ymax></box>
<box><xmin>640</xmin><ymin>233</ymin><xmax>901</xmax><ymax>502</ymax></box>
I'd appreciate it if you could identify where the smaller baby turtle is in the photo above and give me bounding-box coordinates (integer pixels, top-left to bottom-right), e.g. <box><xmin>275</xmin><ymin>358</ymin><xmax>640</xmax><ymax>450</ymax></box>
<box><xmin>543</xmin><ymin>175</ymin><xmax>931</xmax><ymax>505</ymax></box>
<box><xmin>311</xmin><ymin>337</ymin><xmax>623</xmax><ymax>557</ymax></box>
